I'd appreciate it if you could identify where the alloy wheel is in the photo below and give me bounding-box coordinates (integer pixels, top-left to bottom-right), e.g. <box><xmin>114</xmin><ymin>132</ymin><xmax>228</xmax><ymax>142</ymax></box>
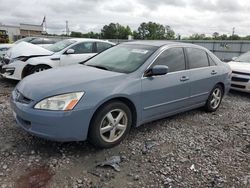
<box><xmin>100</xmin><ymin>109</ymin><xmax>128</xmax><ymax>143</ymax></box>
<box><xmin>210</xmin><ymin>88</ymin><xmax>222</xmax><ymax>109</ymax></box>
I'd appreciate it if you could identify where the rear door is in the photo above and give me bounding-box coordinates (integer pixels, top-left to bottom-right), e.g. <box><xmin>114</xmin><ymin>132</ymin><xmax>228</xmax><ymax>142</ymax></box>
<box><xmin>60</xmin><ymin>42</ymin><xmax>96</xmax><ymax>66</ymax></box>
<box><xmin>96</xmin><ymin>42</ymin><xmax>113</xmax><ymax>53</ymax></box>
<box><xmin>185</xmin><ymin>47</ymin><xmax>219</xmax><ymax>105</ymax></box>
<box><xmin>141</xmin><ymin>47</ymin><xmax>190</xmax><ymax>121</ymax></box>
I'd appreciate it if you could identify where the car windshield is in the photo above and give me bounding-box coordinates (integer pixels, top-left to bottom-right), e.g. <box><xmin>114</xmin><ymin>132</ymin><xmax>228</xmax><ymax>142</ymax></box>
<box><xmin>14</xmin><ymin>37</ymin><xmax>36</xmax><ymax>44</ymax></box>
<box><xmin>235</xmin><ymin>52</ymin><xmax>250</xmax><ymax>63</ymax></box>
<box><xmin>45</xmin><ymin>40</ymin><xmax>76</xmax><ymax>52</ymax></box>
<box><xmin>85</xmin><ymin>44</ymin><xmax>157</xmax><ymax>73</ymax></box>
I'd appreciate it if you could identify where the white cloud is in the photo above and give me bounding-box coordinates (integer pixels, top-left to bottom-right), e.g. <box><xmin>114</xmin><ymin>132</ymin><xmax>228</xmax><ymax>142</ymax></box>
<box><xmin>0</xmin><ymin>0</ymin><xmax>249</xmax><ymax>36</ymax></box>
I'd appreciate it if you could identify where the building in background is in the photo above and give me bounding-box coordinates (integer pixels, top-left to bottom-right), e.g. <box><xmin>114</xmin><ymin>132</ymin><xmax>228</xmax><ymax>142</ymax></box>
<box><xmin>0</xmin><ymin>22</ymin><xmax>43</xmax><ymax>42</ymax></box>
<box><xmin>20</xmin><ymin>23</ymin><xmax>42</xmax><ymax>37</ymax></box>
<box><xmin>0</xmin><ymin>24</ymin><xmax>20</xmax><ymax>42</ymax></box>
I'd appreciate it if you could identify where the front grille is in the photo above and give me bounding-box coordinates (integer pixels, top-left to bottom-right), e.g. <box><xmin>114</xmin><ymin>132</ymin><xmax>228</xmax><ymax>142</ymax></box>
<box><xmin>231</xmin><ymin>84</ymin><xmax>246</xmax><ymax>89</ymax></box>
<box><xmin>232</xmin><ymin>77</ymin><xmax>249</xmax><ymax>83</ymax></box>
<box><xmin>14</xmin><ymin>90</ymin><xmax>32</xmax><ymax>104</ymax></box>
<box><xmin>232</xmin><ymin>71</ymin><xmax>250</xmax><ymax>76</ymax></box>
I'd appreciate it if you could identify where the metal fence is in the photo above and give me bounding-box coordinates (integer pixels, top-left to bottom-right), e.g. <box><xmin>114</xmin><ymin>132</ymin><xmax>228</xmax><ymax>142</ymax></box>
<box><xmin>107</xmin><ymin>39</ymin><xmax>250</xmax><ymax>61</ymax></box>
<box><xmin>182</xmin><ymin>40</ymin><xmax>250</xmax><ymax>61</ymax></box>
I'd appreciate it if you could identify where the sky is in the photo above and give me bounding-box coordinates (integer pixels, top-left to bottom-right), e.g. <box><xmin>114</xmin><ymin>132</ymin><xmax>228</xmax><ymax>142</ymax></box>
<box><xmin>0</xmin><ymin>0</ymin><xmax>250</xmax><ymax>37</ymax></box>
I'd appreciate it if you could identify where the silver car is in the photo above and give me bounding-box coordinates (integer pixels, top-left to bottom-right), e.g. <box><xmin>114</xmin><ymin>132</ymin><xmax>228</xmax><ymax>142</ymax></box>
<box><xmin>11</xmin><ymin>41</ymin><xmax>231</xmax><ymax>148</ymax></box>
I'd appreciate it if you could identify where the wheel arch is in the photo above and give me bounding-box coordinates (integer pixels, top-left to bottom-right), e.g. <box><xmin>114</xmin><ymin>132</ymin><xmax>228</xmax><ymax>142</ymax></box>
<box><xmin>89</xmin><ymin>97</ymin><xmax>138</xmax><ymax>134</ymax></box>
<box><xmin>22</xmin><ymin>64</ymin><xmax>52</xmax><ymax>78</ymax></box>
<box><xmin>216</xmin><ymin>82</ymin><xmax>225</xmax><ymax>96</ymax></box>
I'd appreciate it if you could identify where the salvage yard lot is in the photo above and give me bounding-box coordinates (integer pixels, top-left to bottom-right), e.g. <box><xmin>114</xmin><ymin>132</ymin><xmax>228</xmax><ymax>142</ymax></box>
<box><xmin>0</xmin><ymin>77</ymin><xmax>249</xmax><ymax>187</ymax></box>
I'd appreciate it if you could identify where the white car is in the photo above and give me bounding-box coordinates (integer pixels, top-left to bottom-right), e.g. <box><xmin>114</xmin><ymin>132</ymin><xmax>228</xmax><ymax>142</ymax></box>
<box><xmin>0</xmin><ymin>38</ymin><xmax>114</xmax><ymax>80</ymax></box>
<box><xmin>0</xmin><ymin>44</ymin><xmax>13</xmax><ymax>59</ymax></box>
<box><xmin>0</xmin><ymin>37</ymin><xmax>59</xmax><ymax>59</ymax></box>
<box><xmin>228</xmin><ymin>51</ymin><xmax>250</xmax><ymax>93</ymax></box>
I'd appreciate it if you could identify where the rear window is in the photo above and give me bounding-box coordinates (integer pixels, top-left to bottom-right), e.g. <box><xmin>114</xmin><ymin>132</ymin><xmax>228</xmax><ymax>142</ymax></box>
<box><xmin>96</xmin><ymin>42</ymin><xmax>113</xmax><ymax>53</ymax></box>
<box><xmin>186</xmin><ymin>48</ymin><xmax>209</xmax><ymax>69</ymax></box>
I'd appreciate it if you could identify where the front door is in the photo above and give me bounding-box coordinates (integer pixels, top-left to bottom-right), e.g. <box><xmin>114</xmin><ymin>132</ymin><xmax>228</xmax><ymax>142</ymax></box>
<box><xmin>60</xmin><ymin>42</ymin><xmax>96</xmax><ymax>66</ymax></box>
<box><xmin>141</xmin><ymin>47</ymin><xmax>190</xmax><ymax>121</ymax></box>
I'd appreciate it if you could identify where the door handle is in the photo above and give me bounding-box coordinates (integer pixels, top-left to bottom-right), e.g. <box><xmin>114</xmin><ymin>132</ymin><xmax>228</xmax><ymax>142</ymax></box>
<box><xmin>180</xmin><ymin>76</ymin><xmax>189</xmax><ymax>82</ymax></box>
<box><xmin>211</xmin><ymin>70</ymin><xmax>217</xmax><ymax>75</ymax></box>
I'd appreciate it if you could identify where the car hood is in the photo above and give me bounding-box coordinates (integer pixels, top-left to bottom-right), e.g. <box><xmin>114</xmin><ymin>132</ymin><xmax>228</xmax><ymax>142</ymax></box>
<box><xmin>6</xmin><ymin>42</ymin><xmax>53</xmax><ymax>59</ymax></box>
<box><xmin>228</xmin><ymin>61</ymin><xmax>250</xmax><ymax>73</ymax></box>
<box><xmin>17</xmin><ymin>65</ymin><xmax>126</xmax><ymax>101</ymax></box>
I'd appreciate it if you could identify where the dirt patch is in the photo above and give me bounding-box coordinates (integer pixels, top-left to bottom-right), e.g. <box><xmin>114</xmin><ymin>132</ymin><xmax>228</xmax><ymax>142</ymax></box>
<box><xmin>14</xmin><ymin>166</ymin><xmax>53</xmax><ymax>188</ymax></box>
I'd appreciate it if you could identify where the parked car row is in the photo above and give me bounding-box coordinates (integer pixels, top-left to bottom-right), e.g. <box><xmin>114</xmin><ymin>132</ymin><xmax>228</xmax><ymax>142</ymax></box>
<box><xmin>8</xmin><ymin>40</ymin><xmax>232</xmax><ymax>148</ymax></box>
<box><xmin>0</xmin><ymin>38</ymin><xmax>114</xmax><ymax>80</ymax></box>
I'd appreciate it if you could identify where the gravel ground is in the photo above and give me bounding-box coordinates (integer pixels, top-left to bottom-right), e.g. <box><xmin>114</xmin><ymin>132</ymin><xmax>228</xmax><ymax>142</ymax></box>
<box><xmin>0</xmin><ymin>77</ymin><xmax>249</xmax><ymax>188</ymax></box>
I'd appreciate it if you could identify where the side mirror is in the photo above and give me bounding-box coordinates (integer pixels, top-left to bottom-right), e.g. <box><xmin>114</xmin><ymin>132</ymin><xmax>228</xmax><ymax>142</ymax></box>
<box><xmin>144</xmin><ymin>65</ymin><xmax>169</xmax><ymax>77</ymax></box>
<box><xmin>65</xmin><ymin>49</ymin><xmax>75</xmax><ymax>54</ymax></box>
<box><xmin>232</xmin><ymin>57</ymin><xmax>237</xmax><ymax>61</ymax></box>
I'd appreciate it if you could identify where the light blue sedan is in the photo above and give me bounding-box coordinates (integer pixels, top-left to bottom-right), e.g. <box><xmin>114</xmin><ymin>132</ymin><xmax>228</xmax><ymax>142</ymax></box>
<box><xmin>11</xmin><ymin>41</ymin><xmax>231</xmax><ymax>148</ymax></box>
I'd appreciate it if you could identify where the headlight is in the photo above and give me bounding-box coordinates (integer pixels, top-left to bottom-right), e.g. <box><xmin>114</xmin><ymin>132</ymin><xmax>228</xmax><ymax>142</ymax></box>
<box><xmin>11</xmin><ymin>56</ymin><xmax>30</xmax><ymax>63</ymax></box>
<box><xmin>34</xmin><ymin>92</ymin><xmax>84</xmax><ymax>111</ymax></box>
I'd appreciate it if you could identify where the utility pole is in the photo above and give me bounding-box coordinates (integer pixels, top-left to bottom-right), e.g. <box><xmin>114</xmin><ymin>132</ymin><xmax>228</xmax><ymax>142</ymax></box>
<box><xmin>232</xmin><ymin>27</ymin><xmax>235</xmax><ymax>36</ymax></box>
<box><xmin>66</xmin><ymin>20</ymin><xmax>70</xmax><ymax>36</ymax></box>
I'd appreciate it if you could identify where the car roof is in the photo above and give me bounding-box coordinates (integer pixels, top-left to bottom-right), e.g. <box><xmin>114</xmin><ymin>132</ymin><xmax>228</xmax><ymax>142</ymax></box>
<box><xmin>122</xmin><ymin>40</ymin><xmax>204</xmax><ymax>49</ymax></box>
<box><xmin>67</xmin><ymin>38</ymin><xmax>114</xmax><ymax>44</ymax></box>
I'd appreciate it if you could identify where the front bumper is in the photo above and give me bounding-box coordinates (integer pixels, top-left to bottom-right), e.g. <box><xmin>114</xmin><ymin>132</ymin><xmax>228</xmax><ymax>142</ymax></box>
<box><xmin>0</xmin><ymin>60</ymin><xmax>26</xmax><ymax>80</ymax></box>
<box><xmin>10</xmin><ymin>90</ymin><xmax>93</xmax><ymax>142</ymax></box>
<box><xmin>230</xmin><ymin>72</ymin><xmax>250</xmax><ymax>93</ymax></box>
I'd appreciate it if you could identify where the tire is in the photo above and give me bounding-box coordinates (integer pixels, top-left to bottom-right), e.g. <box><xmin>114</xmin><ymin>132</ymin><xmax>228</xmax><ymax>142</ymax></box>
<box><xmin>205</xmin><ymin>84</ymin><xmax>224</xmax><ymax>112</ymax></box>
<box><xmin>28</xmin><ymin>65</ymin><xmax>50</xmax><ymax>76</ymax></box>
<box><xmin>88</xmin><ymin>101</ymin><xmax>132</xmax><ymax>148</ymax></box>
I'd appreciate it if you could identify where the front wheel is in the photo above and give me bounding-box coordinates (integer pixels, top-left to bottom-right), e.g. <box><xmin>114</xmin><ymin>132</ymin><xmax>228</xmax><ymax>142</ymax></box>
<box><xmin>88</xmin><ymin>101</ymin><xmax>132</xmax><ymax>148</ymax></box>
<box><xmin>205</xmin><ymin>84</ymin><xmax>223</xmax><ymax>112</ymax></box>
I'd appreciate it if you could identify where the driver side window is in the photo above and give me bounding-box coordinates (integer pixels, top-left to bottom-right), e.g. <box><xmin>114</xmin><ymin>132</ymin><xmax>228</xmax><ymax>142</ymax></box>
<box><xmin>153</xmin><ymin>48</ymin><xmax>186</xmax><ymax>73</ymax></box>
<box><xmin>71</xmin><ymin>42</ymin><xmax>94</xmax><ymax>54</ymax></box>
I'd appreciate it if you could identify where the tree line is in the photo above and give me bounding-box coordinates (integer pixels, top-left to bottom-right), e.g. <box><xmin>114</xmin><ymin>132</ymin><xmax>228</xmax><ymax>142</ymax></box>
<box><xmin>68</xmin><ymin>22</ymin><xmax>250</xmax><ymax>40</ymax></box>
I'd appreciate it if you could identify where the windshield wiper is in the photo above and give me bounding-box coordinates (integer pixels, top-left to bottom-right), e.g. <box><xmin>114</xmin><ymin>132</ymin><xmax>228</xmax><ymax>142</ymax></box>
<box><xmin>87</xmin><ymin>65</ymin><xmax>109</xmax><ymax>70</ymax></box>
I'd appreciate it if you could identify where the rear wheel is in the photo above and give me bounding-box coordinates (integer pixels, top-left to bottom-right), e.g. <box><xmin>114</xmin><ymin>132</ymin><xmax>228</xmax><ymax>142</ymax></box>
<box><xmin>28</xmin><ymin>65</ymin><xmax>50</xmax><ymax>75</ymax></box>
<box><xmin>205</xmin><ymin>84</ymin><xmax>223</xmax><ymax>112</ymax></box>
<box><xmin>88</xmin><ymin>101</ymin><xmax>132</xmax><ymax>148</ymax></box>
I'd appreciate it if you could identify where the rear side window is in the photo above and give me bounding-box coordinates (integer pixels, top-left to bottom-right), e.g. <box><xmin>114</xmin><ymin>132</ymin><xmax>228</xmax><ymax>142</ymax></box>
<box><xmin>96</xmin><ymin>42</ymin><xmax>113</xmax><ymax>53</ymax></box>
<box><xmin>207</xmin><ymin>54</ymin><xmax>217</xmax><ymax>66</ymax></box>
<box><xmin>186</xmin><ymin>48</ymin><xmax>209</xmax><ymax>69</ymax></box>
<box><xmin>153</xmin><ymin>48</ymin><xmax>186</xmax><ymax>73</ymax></box>
<box><xmin>71</xmin><ymin>42</ymin><xmax>94</xmax><ymax>54</ymax></box>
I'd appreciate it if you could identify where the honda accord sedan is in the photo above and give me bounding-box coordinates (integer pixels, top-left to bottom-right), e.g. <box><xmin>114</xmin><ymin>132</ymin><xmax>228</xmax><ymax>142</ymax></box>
<box><xmin>11</xmin><ymin>41</ymin><xmax>231</xmax><ymax>148</ymax></box>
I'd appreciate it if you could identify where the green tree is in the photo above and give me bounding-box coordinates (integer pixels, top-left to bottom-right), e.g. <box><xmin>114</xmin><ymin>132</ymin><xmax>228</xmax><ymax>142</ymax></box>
<box><xmin>136</xmin><ymin>22</ymin><xmax>167</xmax><ymax>39</ymax></box>
<box><xmin>212</xmin><ymin>32</ymin><xmax>220</xmax><ymax>39</ymax></box>
<box><xmin>189</xmin><ymin>33</ymin><xmax>206</xmax><ymax>40</ymax></box>
<box><xmin>70</xmin><ymin>31</ymin><xmax>83</xmax><ymax>38</ymax></box>
<box><xmin>219</xmin><ymin>34</ymin><xmax>228</xmax><ymax>40</ymax></box>
<box><xmin>101</xmin><ymin>23</ymin><xmax>132</xmax><ymax>39</ymax></box>
<box><xmin>243</xmin><ymin>35</ymin><xmax>250</xmax><ymax>40</ymax></box>
<box><xmin>82</xmin><ymin>31</ymin><xmax>100</xmax><ymax>38</ymax></box>
<box><xmin>229</xmin><ymin>34</ymin><xmax>241</xmax><ymax>40</ymax></box>
<box><xmin>165</xmin><ymin>25</ymin><xmax>175</xmax><ymax>39</ymax></box>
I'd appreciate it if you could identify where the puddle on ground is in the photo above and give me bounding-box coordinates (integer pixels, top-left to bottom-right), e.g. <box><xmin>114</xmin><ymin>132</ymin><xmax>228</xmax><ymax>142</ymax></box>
<box><xmin>15</xmin><ymin>166</ymin><xmax>54</xmax><ymax>188</ymax></box>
